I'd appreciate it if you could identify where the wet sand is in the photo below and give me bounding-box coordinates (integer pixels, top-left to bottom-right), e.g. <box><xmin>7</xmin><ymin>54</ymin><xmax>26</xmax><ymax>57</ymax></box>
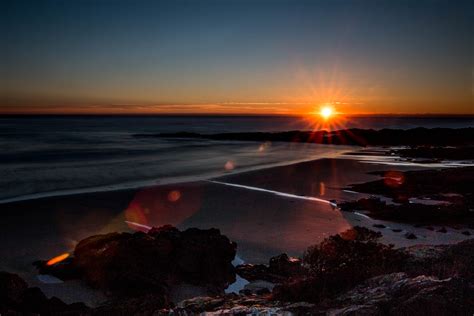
<box><xmin>0</xmin><ymin>157</ymin><xmax>472</xmax><ymax>305</ymax></box>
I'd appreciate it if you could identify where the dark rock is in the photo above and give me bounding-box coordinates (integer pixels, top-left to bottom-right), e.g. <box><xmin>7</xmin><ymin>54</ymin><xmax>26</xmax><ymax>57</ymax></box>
<box><xmin>268</xmin><ymin>254</ymin><xmax>304</xmax><ymax>277</ymax></box>
<box><xmin>0</xmin><ymin>271</ymin><xmax>89</xmax><ymax>315</ymax></box>
<box><xmin>437</xmin><ymin>227</ymin><xmax>448</xmax><ymax>233</ymax></box>
<box><xmin>403</xmin><ymin>244</ymin><xmax>447</xmax><ymax>262</ymax></box>
<box><xmin>392</xmin><ymin>229</ymin><xmax>402</xmax><ymax>232</ymax></box>
<box><xmin>425</xmin><ymin>226</ymin><xmax>435</xmax><ymax>231</ymax></box>
<box><xmin>236</xmin><ymin>264</ymin><xmax>275</xmax><ymax>282</ymax></box>
<box><xmin>92</xmin><ymin>293</ymin><xmax>169</xmax><ymax>315</ymax></box>
<box><xmin>373</xmin><ymin>224</ymin><xmax>386</xmax><ymax>228</ymax></box>
<box><xmin>329</xmin><ymin>272</ymin><xmax>474</xmax><ymax>316</ymax></box>
<box><xmin>401</xmin><ymin>239</ymin><xmax>474</xmax><ymax>281</ymax></box>
<box><xmin>341</xmin><ymin>167</ymin><xmax>474</xmax><ymax>225</ymax></box>
<box><xmin>405</xmin><ymin>232</ymin><xmax>417</xmax><ymax>239</ymax></box>
<box><xmin>175</xmin><ymin>295</ymin><xmax>232</xmax><ymax>313</ymax></box>
<box><xmin>33</xmin><ymin>257</ymin><xmax>80</xmax><ymax>280</ymax></box>
<box><xmin>164</xmin><ymin>294</ymin><xmax>315</xmax><ymax>315</ymax></box>
<box><xmin>255</xmin><ymin>287</ymin><xmax>271</xmax><ymax>295</ymax></box>
<box><xmin>341</xmin><ymin>196</ymin><xmax>473</xmax><ymax>225</ymax></box>
<box><xmin>450</xmin><ymin>224</ymin><xmax>462</xmax><ymax>230</ymax></box>
<box><xmin>431</xmin><ymin>239</ymin><xmax>474</xmax><ymax>280</ymax></box>
<box><xmin>236</xmin><ymin>254</ymin><xmax>305</xmax><ymax>283</ymax></box>
<box><xmin>461</xmin><ymin>230</ymin><xmax>471</xmax><ymax>236</ymax></box>
<box><xmin>395</xmin><ymin>146</ymin><xmax>474</xmax><ymax>161</ymax></box>
<box><xmin>0</xmin><ymin>271</ymin><xmax>28</xmax><ymax>305</ymax></box>
<box><xmin>239</xmin><ymin>289</ymin><xmax>252</xmax><ymax>296</ymax></box>
<box><xmin>73</xmin><ymin>225</ymin><xmax>236</xmax><ymax>297</ymax></box>
<box><xmin>240</xmin><ymin>280</ymin><xmax>275</xmax><ymax>296</ymax></box>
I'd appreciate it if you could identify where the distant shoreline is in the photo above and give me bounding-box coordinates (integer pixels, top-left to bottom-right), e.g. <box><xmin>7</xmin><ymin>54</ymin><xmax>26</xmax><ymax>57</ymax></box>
<box><xmin>135</xmin><ymin>127</ymin><xmax>474</xmax><ymax>146</ymax></box>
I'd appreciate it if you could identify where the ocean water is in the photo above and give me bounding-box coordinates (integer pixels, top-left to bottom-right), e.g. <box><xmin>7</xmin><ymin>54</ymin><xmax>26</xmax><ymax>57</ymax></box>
<box><xmin>0</xmin><ymin>115</ymin><xmax>472</xmax><ymax>202</ymax></box>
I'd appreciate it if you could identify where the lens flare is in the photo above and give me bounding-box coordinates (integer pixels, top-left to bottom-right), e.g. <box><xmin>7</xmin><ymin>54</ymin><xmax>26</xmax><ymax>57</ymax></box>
<box><xmin>225</xmin><ymin>160</ymin><xmax>235</xmax><ymax>171</ymax></box>
<box><xmin>46</xmin><ymin>253</ymin><xmax>70</xmax><ymax>266</ymax></box>
<box><xmin>167</xmin><ymin>190</ymin><xmax>181</xmax><ymax>202</ymax></box>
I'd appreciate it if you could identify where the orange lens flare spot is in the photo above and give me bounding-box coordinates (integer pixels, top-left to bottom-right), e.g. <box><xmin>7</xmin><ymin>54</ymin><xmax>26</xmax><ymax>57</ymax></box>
<box><xmin>383</xmin><ymin>171</ymin><xmax>405</xmax><ymax>187</ymax></box>
<box><xmin>319</xmin><ymin>182</ymin><xmax>326</xmax><ymax>196</ymax></box>
<box><xmin>46</xmin><ymin>253</ymin><xmax>70</xmax><ymax>266</ymax></box>
<box><xmin>167</xmin><ymin>190</ymin><xmax>181</xmax><ymax>202</ymax></box>
<box><xmin>225</xmin><ymin>160</ymin><xmax>235</xmax><ymax>171</ymax></box>
<box><xmin>258</xmin><ymin>141</ymin><xmax>271</xmax><ymax>152</ymax></box>
<box><xmin>125</xmin><ymin>200</ymin><xmax>149</xmax><ymax>231</ymax></box>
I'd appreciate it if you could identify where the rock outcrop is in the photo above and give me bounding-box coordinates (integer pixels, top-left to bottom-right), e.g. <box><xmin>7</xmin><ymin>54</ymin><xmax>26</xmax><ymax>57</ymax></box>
<box><xmin>0</xmin><ymin>272</ymin><xmax>89</xmax><ymax>315</ymax></box>
<box><xmin>27</xmin><ymin>226</ymin><xmax>474</xmax><ymax>315</ymax></box>
<box><xmin>329</xmin><ymin>272</ymin><xmax>474</xmax><ymax>315</ymax></box>
<box><xmin>35</xmin><ymin>225</ymin><xmax>236</xmax><ymax>307</ymax></box>
<box><xmin>236</xmin><ymin>253</ymin><xmax>305</xmax><ymax>283</ymax></box>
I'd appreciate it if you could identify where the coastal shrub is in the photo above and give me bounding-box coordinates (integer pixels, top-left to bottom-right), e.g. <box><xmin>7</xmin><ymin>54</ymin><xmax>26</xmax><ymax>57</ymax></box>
<box><xmin>272</xmin><ymin>226</ymin><xmax>408</xmax><ymax>303</ymax></box>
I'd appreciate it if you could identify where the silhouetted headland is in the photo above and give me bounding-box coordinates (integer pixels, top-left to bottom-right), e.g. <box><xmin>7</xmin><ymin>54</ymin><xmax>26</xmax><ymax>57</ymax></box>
<box><xmin>134</xmin><ymin>127</ymin><xmax>474</xmax><ymax>146</ymax></box>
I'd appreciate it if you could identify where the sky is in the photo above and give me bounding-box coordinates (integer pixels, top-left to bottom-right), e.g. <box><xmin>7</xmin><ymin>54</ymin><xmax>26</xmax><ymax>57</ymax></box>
<box><xmin>1</xmin><ymin>0</ymin><xmax>472</xmax><ymax>115</ymax></box>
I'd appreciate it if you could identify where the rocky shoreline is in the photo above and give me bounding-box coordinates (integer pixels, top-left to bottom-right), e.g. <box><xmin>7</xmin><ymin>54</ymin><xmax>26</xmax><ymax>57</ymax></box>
<box><xmin>2</xmin><ymin>225</ymin><xmax>473</xmax><ymax>315</ymax></box>
<box><xmin>2</xmin><ymin>143</ymin><xmax>474</xmax><ymax>315</ymax></box>
<box><xmin>339</xmin><ymin>167</ymin><xmax>474</xmax><ymax>231</ymax></box>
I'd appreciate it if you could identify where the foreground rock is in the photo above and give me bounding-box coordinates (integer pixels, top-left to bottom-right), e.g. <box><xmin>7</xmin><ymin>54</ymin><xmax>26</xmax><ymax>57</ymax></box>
<box><xmin>36</xmin><ymin>225</ymin><xmax>236</xmax><ymax>305</ymax></box>
<box><xmin>403</xmin><ymin>238</ymin><xmax>474</xmax><ymax>281</ymax></box>
<box><xmin>0</xmin><ymin>271</ymin><xmax>89</xmax><ymax>315</ymax></box>
<box><xmin>329</xmin><ymin>272</ymin><xmax>474</xmax><ymax>315</ymax></box>
<box><xmin>160</xmin><ymin>294</ymin><xmax>316</xmax><ymax>315</ymax></box>
<box><xmin>236</xmin><ymin>253</ymin><xmax>305</xmax><ymax>283</ymax></box>
<box><xmin>26</xmin><ymin>226</ymin><xmax>474</xmax><ymax>315</ymax></box>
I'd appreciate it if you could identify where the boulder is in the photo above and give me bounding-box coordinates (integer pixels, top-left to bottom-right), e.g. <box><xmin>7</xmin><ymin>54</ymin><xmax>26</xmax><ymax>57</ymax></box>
<box><xmin>402</xmin><ymin>239</ymin><xmax>474</xmax><ymax>281</ymax></box>
<box><xmin>235</xmin><ymin>264</ymin><xmax>275</xmax><ymax>282</ymax></box>
<box><xmin>33</xmin><ymin>257</ymin><xmax>80</xmax><ymax>280</ymax></box>
<box><xmin>241</xmin><ymin>280</ymin><xmax>274</xmax><ymax>295</ymax></box>
<box><xmin>236</xmin><ymin>254</ymin><xmax>305</xmax><ymax>283</ymax></box>
<box><xmin>0</xmin><ymin>271</ymin><xmax>89</xmax><ymax>315</ymax></box>
<box><xmin>268</xmin><ymin>254</ymin><xmax>304</xmax><ymax>277</ymax></box>
<box><xmin>73</xmin><ymin>225</ymin><xmax>236</xmax><ymax>296</ymax></box>
<box><xmin>0</xmin><ymin>271</ymin><xmax>28</xmax><ymax>305</ymax></box>
<box><xmin>330</xmin><ymin>272</ymin><xmax>474</xmax><ymax>315</ymax></box>
<box><xmin>92</xmin><ymin>293</ymin><xmax>169</xmax><ymax>315</ymax></box>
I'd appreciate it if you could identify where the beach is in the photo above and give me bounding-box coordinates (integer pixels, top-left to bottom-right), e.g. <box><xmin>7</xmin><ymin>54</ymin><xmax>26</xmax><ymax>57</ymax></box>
<box><xmin>1</xmin><ymin>152</ymin><xmax>472</xmax><ymax>305</ymax></box>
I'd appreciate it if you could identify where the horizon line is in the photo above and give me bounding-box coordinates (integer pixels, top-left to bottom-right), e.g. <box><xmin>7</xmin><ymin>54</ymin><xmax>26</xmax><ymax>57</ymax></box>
<box><xmin>1</xmin><ymin>112</ymin><xmax>473</xmax><ymax>117</ymax></box>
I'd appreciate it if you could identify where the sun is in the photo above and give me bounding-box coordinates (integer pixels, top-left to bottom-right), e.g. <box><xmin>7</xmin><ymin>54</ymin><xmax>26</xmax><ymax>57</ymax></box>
<box><xmin>320</xmin><ymin>105</ymin><xmax>334</xmax><ymax>120</ymax></box>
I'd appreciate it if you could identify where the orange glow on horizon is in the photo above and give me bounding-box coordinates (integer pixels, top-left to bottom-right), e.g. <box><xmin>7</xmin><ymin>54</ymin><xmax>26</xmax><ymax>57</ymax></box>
<box><xmin>46</xmin><ymin>253</ymin><xmax>70</xmax><ymax>266</ymax></box>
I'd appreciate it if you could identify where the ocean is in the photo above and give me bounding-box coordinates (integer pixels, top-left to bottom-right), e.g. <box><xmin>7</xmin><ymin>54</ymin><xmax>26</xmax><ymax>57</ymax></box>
<box><xmin>1</xmin><ymin>115</ymin><xmax>472</xmax><ymax>203</ymax></box>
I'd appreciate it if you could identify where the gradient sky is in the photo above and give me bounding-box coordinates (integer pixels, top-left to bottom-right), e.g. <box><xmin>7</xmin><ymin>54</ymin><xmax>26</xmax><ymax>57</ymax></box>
<box><xmin>1</xmin><ymin>0</ymin><xmax>472</xmax><ymax>114</ymax></box>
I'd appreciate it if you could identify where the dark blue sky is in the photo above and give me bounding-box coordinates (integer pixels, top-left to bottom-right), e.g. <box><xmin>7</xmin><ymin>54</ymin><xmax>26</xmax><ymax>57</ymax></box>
<box><xmin>1</xmin><ymin>0</ymin><xmax>472</xmax><ymax>114</ymax></box>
